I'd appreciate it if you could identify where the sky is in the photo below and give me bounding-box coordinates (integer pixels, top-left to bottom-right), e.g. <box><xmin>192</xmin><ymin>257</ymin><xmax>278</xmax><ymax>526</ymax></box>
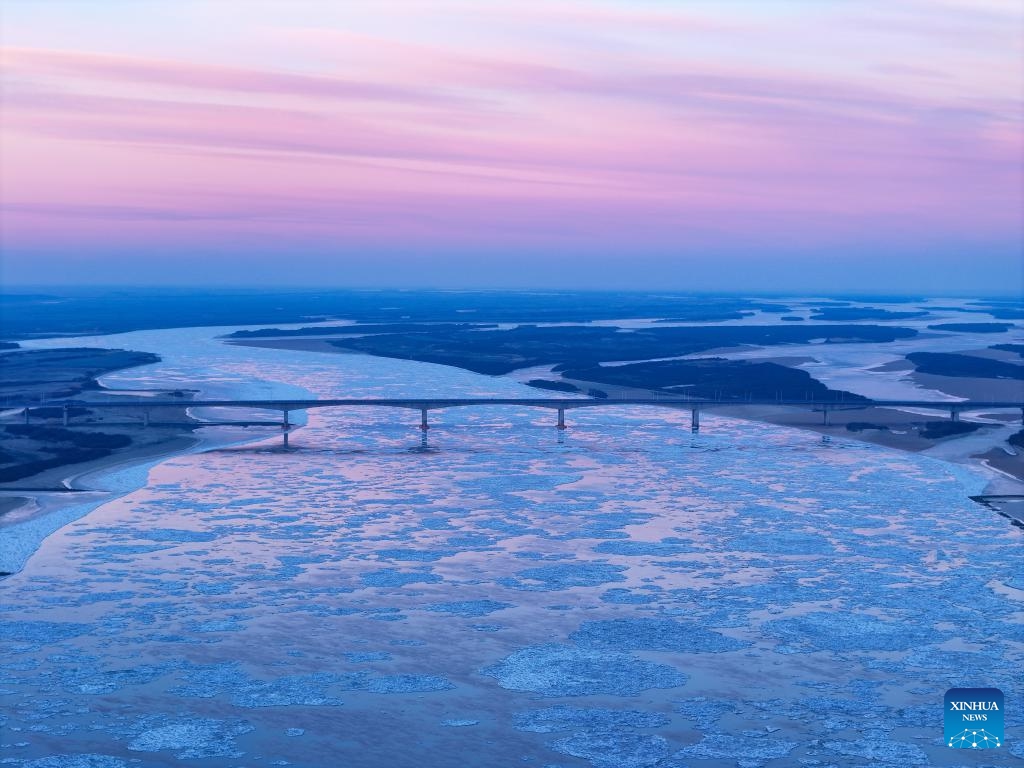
<box><xmin>1</xmin><ymin>0</ymin><xmax>1022</xmax><ymax>293</ymax></box>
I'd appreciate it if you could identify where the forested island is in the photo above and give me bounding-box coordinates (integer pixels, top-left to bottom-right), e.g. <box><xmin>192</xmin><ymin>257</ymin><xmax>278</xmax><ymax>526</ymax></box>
<box><xmin>307</xmin><ymin>324</ymin><xmax>918</xmax><ymax>376</ymax></box>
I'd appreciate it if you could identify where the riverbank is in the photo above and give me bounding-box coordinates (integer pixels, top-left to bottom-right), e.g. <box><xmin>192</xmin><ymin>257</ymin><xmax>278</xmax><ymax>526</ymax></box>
<box><xmin>0</xmin><ymin>431</ymin><xmax>198</xmax><ymax>524</ymax></box>
<box><xmin>0</xmin><ymin>345</ymin><xmax>203</xmax><ymax>569</ymax></box>
<box><xmin>0</xmin><ymin>407</ymin><xmax>292</xmax><ymax>573</ymax></box>
<box><xmin>0</xmin><ymin>391</ymin><xmax>205</xmax><ymax>574</ymax></box>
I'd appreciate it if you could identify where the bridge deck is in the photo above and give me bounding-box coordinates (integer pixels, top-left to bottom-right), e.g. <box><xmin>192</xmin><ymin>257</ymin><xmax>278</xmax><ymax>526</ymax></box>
<box><xmin>8</xmin><ymin>397</ymin><xmax>1023</xmax><ymax>436</ymax></box>
<box><xmin>11</xmin><ymin>397</ymin><xmax>1024</xmax><ymax>411</ymax></box>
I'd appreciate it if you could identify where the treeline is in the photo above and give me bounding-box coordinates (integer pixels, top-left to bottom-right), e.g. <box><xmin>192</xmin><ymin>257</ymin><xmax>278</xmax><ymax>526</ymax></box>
<box><xmin>0</xmin><ymin>426</ymin><xmax>131</xmax><ymax>482</ymax></box>
<box><xmin>907</xmin><ymin>353</ymin><xmax>1024</xmax><ymax>380</ymax></box>
<box><xmin>558</xmin><ymin>358</ymin><xmax>865</xmax><ymax>402</ymax></box>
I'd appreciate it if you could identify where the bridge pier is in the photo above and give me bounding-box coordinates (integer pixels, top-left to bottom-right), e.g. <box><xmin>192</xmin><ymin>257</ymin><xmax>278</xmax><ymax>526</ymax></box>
<box><xmin>23</xmin><ymin>408</ymin><xmax>29</xmax><ymax>425</ymax></box>
<box><xmin>822</xmin><ymin>406</ymin><xmax>831</xmax><ymax>426</ymax></box>
<box><xmin>557</xmin><ymin>408</ymin><xmax>566</xmax><ymax>430</ymax></box>
<box><xmin>420</xmin><ymin>408</ymin><xmax>430</xmax><ymax>431</ymax></box>
<box><xmin>691</xmin><ymin>407</ymin><xmax>700</xmax><ymax>433</ymax></box>
<box><xmin>950</xmin><ymin>408</ymin><xmax>960</xmax><ymax>422</ymax></box>
<box><xmin>282</xmin><ymin>410</ymin><xmax>290</xmax><ymax>429</ymax></box>
<box><xmin>143</xmin><ymin>410</ymin><xmax>150</xmax><ymax>427</ymax></box>
<box><xmin>63</xmin><ymin>403</ymin><xmax>70</xmax><ymax>426</ymax></box>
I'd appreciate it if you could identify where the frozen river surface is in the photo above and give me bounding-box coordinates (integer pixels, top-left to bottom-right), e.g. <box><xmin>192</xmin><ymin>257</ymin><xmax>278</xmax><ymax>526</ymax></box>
<box><xmin>1</xmin><ymin>328</ymin><xmax>1022</xmax><ymax>767</ymax></box>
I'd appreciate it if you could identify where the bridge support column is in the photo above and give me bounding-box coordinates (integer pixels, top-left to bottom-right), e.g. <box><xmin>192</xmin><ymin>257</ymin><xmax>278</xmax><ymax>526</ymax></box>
<box><xmin>63</xmin><ymin>403</ymin><xmax>70</xmax><ymax>426</ymax></box>
<box><xmin>557</xmin><ymin>408</ymin><xmax>566</xmax><ymax>430</ymax></box>
<box><xmin>23</xmin><ymin>408</ymin><xmax>30</xmax><ymax>425</ymax></box>
<box><xmin>691</xmin><ymin>407</ymin><xmax>700</xmax><ymax>433</ymax></box>
<box><xmin>143</xmin><ymin>410</ymin><xmax>150</xmax><ymax>427</ymax></box>
<box><xmin>1020</xmin><ymin>407</ymin><xmax>1023</xmax><ymax>426</ymax></box>
<box><xmin>950</xmin><ymin>408</ymin><xmax>960</xmax><ymax>422</ymax></box>
<box><xmin>282</xmin><ymin>410</ymin><xmax>290</xmax><ymax>429</ymax></box>
<box><xmin>420</xmin><ymin>408</ymin><xmax>429</xmax><ymax>431</ymax></box>
<box><xmin>822</xmin><ymin>406</ymin><xmax>830</xmax><ymax>426</ymax></box>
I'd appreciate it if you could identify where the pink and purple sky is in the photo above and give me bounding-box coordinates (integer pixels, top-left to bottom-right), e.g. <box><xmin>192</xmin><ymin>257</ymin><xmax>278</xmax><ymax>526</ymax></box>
<box><xmin>1</xmin><ymin>0</ymin><xmax>1021</xmax><ymax>292</ymax></box>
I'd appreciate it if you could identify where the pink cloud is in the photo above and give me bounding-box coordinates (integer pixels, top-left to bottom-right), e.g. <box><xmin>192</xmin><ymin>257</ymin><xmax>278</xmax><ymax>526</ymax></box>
<box><xmin>1</xmin><ymin>47</ymin><xmax>474</xmax><ymax>107</ymax></box>
<box><xmin>0</xmin><ymin>0</ymin><xmax>1020</xmax><ymax>286</ymax></box>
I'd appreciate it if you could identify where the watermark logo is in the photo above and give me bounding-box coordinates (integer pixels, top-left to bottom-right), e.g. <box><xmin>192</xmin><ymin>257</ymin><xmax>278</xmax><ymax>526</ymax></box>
<box><xmin>945</xmin><ymin>688</ymin><xmax>1003</xmax><ymax>749</ymax></box>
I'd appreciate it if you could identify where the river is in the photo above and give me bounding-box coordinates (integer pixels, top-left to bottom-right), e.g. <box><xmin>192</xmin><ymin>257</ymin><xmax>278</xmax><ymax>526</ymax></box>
<box><xmin>1</xmin><ymin>325</ymin><xmax>1021</xmax><ymax>766</ymax></box>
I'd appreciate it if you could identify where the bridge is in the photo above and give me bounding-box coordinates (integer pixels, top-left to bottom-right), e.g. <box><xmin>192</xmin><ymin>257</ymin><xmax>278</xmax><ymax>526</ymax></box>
<box><xmin>10</xmin><ymin>397</ymin><xmax>1024</xmax><ymax>446</ymax></box>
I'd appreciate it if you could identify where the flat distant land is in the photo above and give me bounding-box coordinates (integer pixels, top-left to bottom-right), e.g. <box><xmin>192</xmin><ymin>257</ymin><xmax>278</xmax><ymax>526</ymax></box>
<box><xmin>1</xmin><ymin>291</ymin><xmax>798</xmax><ymax>338</ymax></box>
<box><xmin>239</xmin><ymin>323</ymin><xmax>917</xmax><ymax>377</ymax></box>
